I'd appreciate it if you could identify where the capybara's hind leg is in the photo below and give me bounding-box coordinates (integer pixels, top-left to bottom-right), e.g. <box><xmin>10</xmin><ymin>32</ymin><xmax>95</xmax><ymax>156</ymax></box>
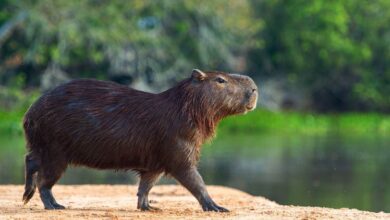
<box><xmin>37</xmin><ymin>161</ymin><xmax>67</xmax><ymax>210</ymax></box>
<box><xmin>137</xmin><ymin>172</ymin><xmax>162</xmax><ymax>211</ymax></box>
<box><xmin>39</xmin><ymin>187</ymin><xmax>64</xmax><ymax>210</ymax></box>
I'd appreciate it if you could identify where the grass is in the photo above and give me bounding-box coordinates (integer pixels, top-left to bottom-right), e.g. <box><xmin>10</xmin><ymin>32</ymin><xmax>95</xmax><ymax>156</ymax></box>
<box><xmin>218</xmin><ymin>110</ymin><xmax>390</xmax><ymax>137</ymax></box>
<box><xmin>0</xmin><ymin>87</ymin><xmax>39</xmax><ymax>136</ymax></box>
<box><xmin>0</xmin><ymin>107</ymin><xmax>28</xmax><ymax>136</ymax></box>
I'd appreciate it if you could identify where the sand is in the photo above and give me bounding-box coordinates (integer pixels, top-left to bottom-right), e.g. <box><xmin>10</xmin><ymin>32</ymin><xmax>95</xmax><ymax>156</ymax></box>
<box><xmin>0</xmin><ymin>185</ymin><xmax>389</xmax><ymax>220</ymax></box>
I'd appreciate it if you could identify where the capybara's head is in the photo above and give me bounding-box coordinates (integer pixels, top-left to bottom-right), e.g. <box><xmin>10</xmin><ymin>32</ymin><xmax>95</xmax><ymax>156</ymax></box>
<box><xmin>188</xmin><ymin>69</ymin><xmax>258</xmax><ymax>116</ymax></box>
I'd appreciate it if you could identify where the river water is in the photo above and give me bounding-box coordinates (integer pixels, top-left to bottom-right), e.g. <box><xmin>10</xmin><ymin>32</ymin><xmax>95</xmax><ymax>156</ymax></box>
<box><xmin>0</xmin><ymin>133</ymin><xmax>389</xmax><ymax>212</ymax></box>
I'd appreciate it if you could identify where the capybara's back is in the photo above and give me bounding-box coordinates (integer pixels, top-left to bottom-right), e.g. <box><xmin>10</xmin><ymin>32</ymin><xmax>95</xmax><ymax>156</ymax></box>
<box><xmin>24</xmin><ymin>79</ymin><xmax>171</xmax><ymax>170</ymax></box>
<box><xmin>22</xmin><ymin>69</ymin><xmax>258</xmax><ymax>211</ymax></box>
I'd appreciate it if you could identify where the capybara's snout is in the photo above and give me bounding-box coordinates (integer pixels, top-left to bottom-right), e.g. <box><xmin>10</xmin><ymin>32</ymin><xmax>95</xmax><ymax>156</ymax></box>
<box><xmin>242</xmin><ymin>76</ymin><xmax>258</xmax><ymax>111</ymax></box>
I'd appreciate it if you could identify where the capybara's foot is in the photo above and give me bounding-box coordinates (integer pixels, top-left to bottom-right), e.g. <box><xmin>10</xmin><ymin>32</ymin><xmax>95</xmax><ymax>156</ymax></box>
<box><xmin>52</xmin><ymin>203</ymin><xmax>65</xmax><ymax>209</ymax></box>
<box><xmin>44</xmin><ymin>205</ymin><xmax>64</xmax><ymax>210</ymax></box>
<box><xmin>40</xmin><ymin>187</ymin><xmax>65</xmax><ymax>210</ymax></box>
<box><xmin>44</xmin><ymin>202</ymin><xmax>65</xmax><ymax>210</ymax></box>
<box><xmin>139</xmin><ymin>204</ymin><xmax>161</xmax><ymax>211</ymax></box>
<box><xmin>43</xmin><ymin>203</ymin><xmax>55</xmax><ymax>210</ymax></box>
<box><xmin>137</xmin><ymin>196</ymin><xmax>160</xmax><ymax>211</ymax></box>
<box><xmin>202</xmin><ymin>201</ymin><xmax>229</xmax><ymax>212</ymax></box>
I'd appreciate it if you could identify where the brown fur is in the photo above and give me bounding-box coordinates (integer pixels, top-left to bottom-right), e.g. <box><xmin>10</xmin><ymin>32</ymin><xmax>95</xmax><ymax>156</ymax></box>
<box><xmin>22</xmin><ymin>69</ymin><xmax>258</xmax><ymax>211</ymax></box>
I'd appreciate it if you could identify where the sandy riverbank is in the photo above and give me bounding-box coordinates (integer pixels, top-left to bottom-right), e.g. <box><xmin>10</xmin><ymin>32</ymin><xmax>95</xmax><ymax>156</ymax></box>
<box><xmin>0</xmin><ymin>185</ymin><xmax>388</xmax><ymax>219</ymax></box>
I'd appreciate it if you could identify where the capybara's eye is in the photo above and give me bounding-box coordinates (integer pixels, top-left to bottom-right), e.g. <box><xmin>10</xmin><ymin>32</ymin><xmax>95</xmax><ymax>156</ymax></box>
<box><xmin>216</xmin><ymin>77</ymin><xmax>227</xmax><ymax>84</ymax></box>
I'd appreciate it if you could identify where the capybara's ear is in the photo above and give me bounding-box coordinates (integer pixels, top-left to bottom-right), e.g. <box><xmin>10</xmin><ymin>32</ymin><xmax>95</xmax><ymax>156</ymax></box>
<box><xmin>192</xmin><ymin>69</ymin><xmax>206</xmax><ymax>81</ymax></box>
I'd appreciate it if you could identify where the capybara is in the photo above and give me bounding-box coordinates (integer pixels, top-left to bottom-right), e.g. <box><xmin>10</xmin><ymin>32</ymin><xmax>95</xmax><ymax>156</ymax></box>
<box><xmin>22</xmin><ymin>69</ymin><xmax>258</xmax><ymax>212</ymax></box>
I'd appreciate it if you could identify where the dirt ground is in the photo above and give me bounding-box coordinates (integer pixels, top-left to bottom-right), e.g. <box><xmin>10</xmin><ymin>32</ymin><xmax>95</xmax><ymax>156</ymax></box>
<box><xmin>0</xmin><ymin>185</ymin><xmax>389</xmax><ymax>220</ymax></box>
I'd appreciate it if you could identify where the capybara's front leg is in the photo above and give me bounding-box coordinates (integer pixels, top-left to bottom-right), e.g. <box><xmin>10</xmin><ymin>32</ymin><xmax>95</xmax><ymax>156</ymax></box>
<box><xmin>137</xmin><ymin>171</ymin><xmax>162</xmax><ymax>211</ymax></box>
<box><xmin>171</xmin><ymin>166</ymin><xmax>229</xmax><ymax>212</ymax></box>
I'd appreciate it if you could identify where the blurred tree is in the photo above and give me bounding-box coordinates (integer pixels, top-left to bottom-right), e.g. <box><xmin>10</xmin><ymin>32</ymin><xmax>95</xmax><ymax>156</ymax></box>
<box><xmin>0</xmin><ymin>0</ymin><xmax>260</xmax><ymax>90</ymax></box>
<box><xmin>0</xmin><ymin>0</ymin><xmax>388</xmax><ymax>112</ymax></box>
<box><xmin>346</xmin><ymin>0</ymin><xmax>390</xmax><ymax>112</ymax></box>
<box><xmin>249</xmin><ymin>0</ymin><xmax>389</xmax><ymax>112</ymax></box>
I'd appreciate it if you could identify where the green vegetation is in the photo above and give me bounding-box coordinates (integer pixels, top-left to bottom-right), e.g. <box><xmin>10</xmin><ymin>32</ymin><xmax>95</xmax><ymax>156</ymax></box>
<box><xmin>250</xmin><ymin>0</ymin><xmax>390</xmax><ymax>111</ymax></box>
<box><xmin>0</xmin><ymin>0</ymin><xmax>389</xmax><ymax>112</ymax></box>
<box><xmin>0</xmin><ymin>88</ymin><xmax>39</xmax><ymax>136</ymax></box>
<box><xmin>219</xmin><ymin>110</ymin><xmax>389</xmax><ymax>137</ymax></box>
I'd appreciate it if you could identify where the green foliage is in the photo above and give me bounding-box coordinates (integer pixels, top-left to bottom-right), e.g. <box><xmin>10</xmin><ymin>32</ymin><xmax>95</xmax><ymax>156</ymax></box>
<box><xmin>0</xmin><ymin>110</ymin><xmax>23</xmax><ymax>135</ymax></box>
<box><xmin>218</xmin><ymin>110</ymin><xmax>390</xmax><ymax>136</ymax></box>
<box><xmin>0</xmin><ymin>0</ymin><xmax>389</xmax><ymax>111</ymax></box>
<box><xmin>0</xmin><ymin>88</ymin><xmax>39</xmax><ymax>135</ymax></box>
<box><xmin>249</xmin><ymin>0</ymin><xmax>390</xmax><ymax>111</ymax></box>
<box><xmin>0</xmin><ymin>0</ymin><xmax>259</xmax><ymax>86</ymax></box>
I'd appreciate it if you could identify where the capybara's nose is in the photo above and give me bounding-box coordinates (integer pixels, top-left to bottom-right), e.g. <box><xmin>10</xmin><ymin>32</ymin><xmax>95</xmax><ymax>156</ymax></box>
<box><xmin>243</xmin><ymin>76</ymin><xmax>257</xmax><ymax>92</ymax></box>
<box><xmin>246</xmin><ymin>88</ymin><xmax>257</xmax><ymax>99</ymax></box>
<box><xmin>249</xmin><ymin>84</ymin><xmax>258</xmax><ymax>96</ymax></box>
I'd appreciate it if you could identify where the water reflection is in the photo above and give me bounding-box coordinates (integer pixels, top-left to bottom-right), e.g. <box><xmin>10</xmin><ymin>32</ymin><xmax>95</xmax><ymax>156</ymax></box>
<box><xmin>201</xmin><ymin>134</ymin><xmax>390</xmax><ymax>212</ymax></box>
<box><xmin>0</xmin><ymin>133</ymin><xmax>389</xmax><ymax>212</ymax></box>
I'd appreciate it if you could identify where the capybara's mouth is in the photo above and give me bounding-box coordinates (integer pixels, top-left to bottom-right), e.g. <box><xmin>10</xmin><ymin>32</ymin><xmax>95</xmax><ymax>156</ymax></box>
<box><xmin>246</xmin><ymin>104</ymin><xmax>256</xmax><ymax>111</ymax></box>
<box><xmin>246</xmin><ymin>94</ymin><xmax>258</xmax><ymax>111</ymax></box>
